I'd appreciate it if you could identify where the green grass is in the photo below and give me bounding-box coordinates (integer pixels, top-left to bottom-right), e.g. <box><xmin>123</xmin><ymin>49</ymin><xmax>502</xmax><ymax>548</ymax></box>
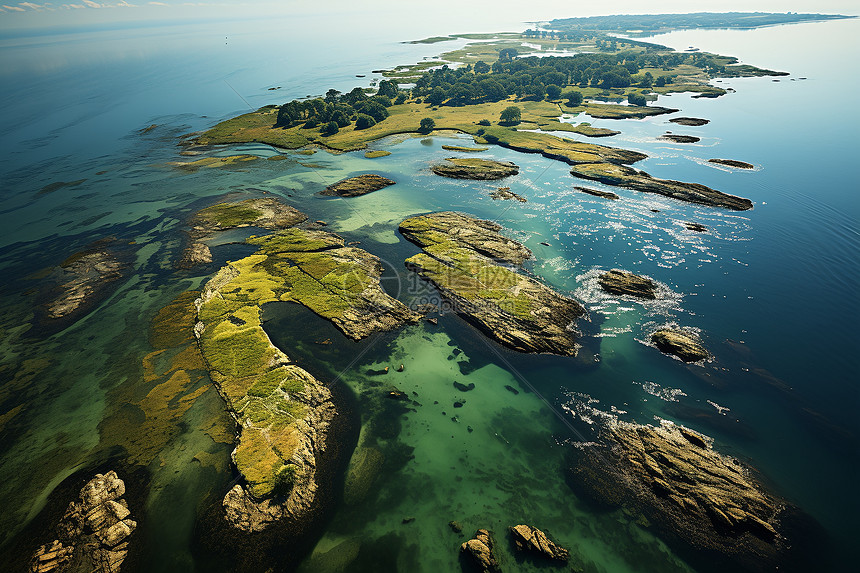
<box><xmin>364</xmin><ymin>150</ymin><xmax>391</xmax><ymax>158</ymax></box>
<box><xmin>196</xmin><ymin>202</ymin><xmax>263</xmax><ymax>228</ymax></box>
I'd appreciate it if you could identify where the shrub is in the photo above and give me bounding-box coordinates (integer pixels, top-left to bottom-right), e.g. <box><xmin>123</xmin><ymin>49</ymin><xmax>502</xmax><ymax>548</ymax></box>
<box><xmin>565</xmin><ymin>90</ymin><xmax>584</xmax><ymax>107</ymax></box>
<box><xmin>628</xmin><ymin>92</ymin><xmax>647</xmax><ymax>107</ymax></box>
<box><xmin>394</xmin><ymin>93</ymin><xmax>407</xmax><ymax>105</ymax></box>
<box><xmin>478</xmin><ymin>119</ymin><xmax>491</xmax><ymax>126</ymax></box>
<box><xmin>499</xmin><ymin>106</ymin><xmax>521</xmax><ymax>125</ymax></box>
<box><xmin>320</xmin><ymin>121</ymin><xmax>339</xmax><ymax>136</ymax></box>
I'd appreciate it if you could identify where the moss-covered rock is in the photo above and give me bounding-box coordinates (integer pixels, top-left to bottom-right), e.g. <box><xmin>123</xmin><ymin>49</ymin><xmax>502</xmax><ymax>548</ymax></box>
<box><xmin>669</xmin><ymin>117</ymin><xmax>710</xmax><ymax>126</ymax></box>
<box><xmin>569</xmin><ymin>162</ymin><xmax>753</xmax><ymax>210</ymax></box>
<box><xmin>431</xmin><ymin>157</ymin><xmax>519</xmax><ymax>180</ymax></box>
<box><xmin>400</xmin><ymin>212</ymin><xmax>584</xmax><ymax>355</ymax></box>
<box><xmin>320</xmin><ymin>174</ymin><xmax>396</xmax><ymax>197</ymax></box>
<box><xmin>574</xmin><ymin>186</ymin><xmax>618</xmax><ymax>200</ymax></box>
<box><xmin>195</xmin><ymin>225</ymin><xmax>419</xmax><ymax>530</ymax></box>
<box><xmin>709</xmin><ymin>158</ymin><xmax>754</xmax><ymax>169</ymax></box>
<box><xmin>659</xmin><ymin>133</ymin><xmax>700</xmax><ymax>143</ymax></box>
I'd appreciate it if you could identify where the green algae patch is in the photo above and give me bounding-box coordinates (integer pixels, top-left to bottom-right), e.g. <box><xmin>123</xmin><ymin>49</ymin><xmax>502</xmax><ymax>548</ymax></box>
<box><xmin>169</xmin><ymin>154</ymin><xmax>259</xmax><ymax>171</ymax></box>
<box><xmin>399</xmin><ymin>212</ymin><xmax>584</xmax><ymax>355</ymax></box>
<box><xmin>364</xmin><ymin>150</ymin><xmax>391</xmax><ymax>158</ymax></box>
<box><xmin>195</xmin><ymin>226</ymin><xmax>419</xmax><ymax>507</ymax></box>
<box><xmin>441</xmin><ymin>145</ymin><xmax>489</xmax><ymax>152</ymax></box>
<box><xmin>196</xmin><ymin>203</ymin><xmax>263</xmax><ymax>228</ymax></box>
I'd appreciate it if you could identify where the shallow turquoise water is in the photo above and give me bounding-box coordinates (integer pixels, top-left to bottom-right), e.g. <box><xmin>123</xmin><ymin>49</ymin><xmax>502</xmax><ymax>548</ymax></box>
<box><xmin>0</xmin><ymin>14</ymin><xmax>858</xmax><ymax>573</ymax></box>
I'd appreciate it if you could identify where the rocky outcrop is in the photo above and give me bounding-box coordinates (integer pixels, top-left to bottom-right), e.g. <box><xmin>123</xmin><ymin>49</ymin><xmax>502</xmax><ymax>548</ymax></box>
<box><xmin>489</xmin><ymin>187</ymin><xmax>527</xmax><ymax>202</ymax></box>
<box><xmin>574</xmin><ymin>186</ymin><xmax>618</xmax><ymax>200</ymax></box>
<box><xmin>460</xmin><ymin>529</ymin><xmax>500</xmax><ymax>573</ymax></box>
<box><xmin>568</xmin><ymin>420</ymin><xmax>785</xmax><ymax>567</ymax></box>
<box><xmin>670</xmin><ymin>117</ymin><xmax>710</xmax><ymax>126</ymax></box>
<box><xmin>659</xmin><ymin>134</ymin><xmax>700</xmax><ymax>143</ymax></box>
<box><xmin>320</xmin><ymin>174</ymin><xmax>396</xmax><ymax>197</ymax></box>
<box><xmin>400</xmin><ymin>212</ymin><xmax>584</xmax><ymax>356</ymax></box>
<box><xmin>508</xmin><ymin>524</ymin><xmax>569</xmax><ymax>562</ymax></box>
<box><xmin>178</xmin><ymin>197</ymin><xmax>307</xmax><ymax>268</ymax></box>
<box><xmin>685</xmin><ymin>222</ymin><xmax>708</xmax><ymax>232</ymax></box>
<box><xmin>570</xmin><ymin>162</ymin><xmax>753</xmax><ymax>210</ymax></box>
<box><xmin>598</xmin><ymin>269</ymin><xmax>657</xmax><ymax>299</ymax></box>
<box><xmin>30</xmin><ymin>471</ymin><xmax>135</xmax><ymax>573</ymax></box>
<box><xmin>431</xmin><ymin>158</ymin><xmax>519</xmax><ymax>180</ymax></box>
<box><xmin>709</xmin><ymin>158</ymin><xmax>754</xmax><ymax>169</ymax></box>
<box><xmin>196</xmin><ymin>225</ymin><xmax>418</xmax><ymax>531</ymax></box>
<box><xmin>651</xmin><ymin>329</ymin><xmax>709</xmax><ymax>362</ymax></box>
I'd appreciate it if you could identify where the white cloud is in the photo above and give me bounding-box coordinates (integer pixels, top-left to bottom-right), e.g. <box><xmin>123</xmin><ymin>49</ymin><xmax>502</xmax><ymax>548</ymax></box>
<box><xmin>115</xmin><ymin>0</ymin><xmax>134</xmax><ymax>6</ymax></box>
<box><xmin>2</xmin><ymin>3</ymin><xmax>27</xmax><ymax>10</ymax></box>
<box><xmin>82</xmin><ymin>0</ymin><xmax>101</xmax><ymax>6</ymax></box>
<box><xmin>62</xmin><ymin>3</ymin><xmax>86</xmax><ymax>8</ymax></box>
<box><xmin>148</xmin><ymin>1</ymin><xmax>166</xmax><ymax>4</ymax></box>
<box><xmin>19</xmin><ymin>1</ymin><xmax>44</xmax><ymax>9</ymax></box>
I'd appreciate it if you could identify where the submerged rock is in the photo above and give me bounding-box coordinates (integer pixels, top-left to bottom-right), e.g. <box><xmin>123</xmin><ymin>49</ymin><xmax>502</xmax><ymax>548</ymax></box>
<box><xmin>570</xmin><ymin>162</ymin><xmax>753</xmax><ymax>210</ymax></box>
<box><xmin>508</xmin><ymin>524</ymin><xmax>569</xmax><ymax>562</ymax></box>
<box><xmin>400</xmin><ymin>212</ymin><xmax>585</xmax><ymax>356</ymax></box>
<box><xmin>460</xmin><ymin>529</ymin><xmax>500</xmax><ymax>573</ymax></box>
<box><xmin>651</xmin><ymin>328</ymin><xmax>709</xmax><ymax>362</ymax></box>
<box><xmin>598</xmin><ymin>269</ymin><xmax>657</xmax><ymax>299</ymax></box>
<box><xmin>568</xmin><ymin>420</ymin><xmax>786</xmax><ymax>569</ymax></box>
<box><xmin>320</xmin><ymin>173</ymin><xmax>396</xmax><ymax>197</ymax></box>
<box><xmin>30</xmin><ymin>471</ymin><xmax>135</xmax><ymax>573</ymax></box>
<box><xmin>431</xmin><ymin>157</ymin><xmax>519</xmax><ymax>180</ymax></box>
<box><xmin>685</xmin><ymin>222</ymin><xmax>708</xmax><ymax>232</ymax></box>
<box><xmin>39</xmin><ymin>239</ymin><xmax>127</xmax><ymax>329</ymax></box>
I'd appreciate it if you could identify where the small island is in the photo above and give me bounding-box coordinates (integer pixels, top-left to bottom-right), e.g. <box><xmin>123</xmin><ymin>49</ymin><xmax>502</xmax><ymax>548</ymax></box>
<box><xmin>709</xmin><ymin>158</ymin><xmax>754</xmax><ymax>169</ymax></box>
<box><xmin>431</xmin><ymin>157</ymin><xmax>519</xmax><ymax>180</ymax></box>
<box><xmin>400</xmin><ymin>212</ymin><xmax>585</xmax><ymax>355</ymax></box>
<box><xmin>320</xmin><ymin>173</ymin><xmax>396</xmax><ymax>197</ymax></box>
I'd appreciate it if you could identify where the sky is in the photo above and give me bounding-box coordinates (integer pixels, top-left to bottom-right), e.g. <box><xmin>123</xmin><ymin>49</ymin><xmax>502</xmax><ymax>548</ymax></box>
<box><xmin>0</xmin><ymin>1</ymin><xmax>858</xmax><ymax>33</ymax></box>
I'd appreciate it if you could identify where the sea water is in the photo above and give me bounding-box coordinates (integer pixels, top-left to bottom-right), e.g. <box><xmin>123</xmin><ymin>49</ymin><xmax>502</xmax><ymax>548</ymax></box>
<box><xmin>0</xmin><ymin>13</ymin><xmax>857</xmax><ymax>573</ymax></box>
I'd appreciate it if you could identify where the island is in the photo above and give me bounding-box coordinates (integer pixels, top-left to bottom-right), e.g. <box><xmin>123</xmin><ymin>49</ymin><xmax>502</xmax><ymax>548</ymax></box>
<box><xmin>194</xmin><ymin>207</ymin><xmax>419</xmax><ymax>532</ymax></box>
<box><xmin>399</xmin><ymin>212</ymin><xmax>585</xmax><ymax>355</ymax></box>
<box><xmin>431</xmin><ymin>157</ymin><xmax>519</xmax><ymax>180</ymax></box>
<box><xmin>320</xmin><ymin>173</ymin><xmax>396</xmax><ymax>197</ymax></box>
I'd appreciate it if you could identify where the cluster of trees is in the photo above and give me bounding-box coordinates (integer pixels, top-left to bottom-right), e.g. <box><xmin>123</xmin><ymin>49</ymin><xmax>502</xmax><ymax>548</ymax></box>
<box><xmin>411</xmin><ymin>51</ymin><xmax>660</xmax><ymax>106</ymax></box>
<box><xmin>276</xmin><ymin>79</ymin><xmax>403</xmax><ymax>134</ymax></box>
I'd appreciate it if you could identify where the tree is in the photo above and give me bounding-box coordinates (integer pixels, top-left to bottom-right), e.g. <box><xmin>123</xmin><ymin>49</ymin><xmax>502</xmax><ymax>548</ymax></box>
<box><xmin>640</xmin><ymin>71</ymin><xmax>653</xmax><ymax>88</ymax></box>
<box><xmin>478</xmin><ymin>119</ymin><xmax>491</xmax><ymax>126</ymax></box>
<box><xmin>565</xmin><ymin>90</ymin><xmax>584</xmax><ymax>107</ymax></box>
<box><xmin>355</xmin><ymin>100</ymin><xmax>389</xmax><ymax>122</ymax></box>
<box><xmin>325</xmin><ymin>89</ymin><xmax>341</xmax><ymax>103</ymax></box>
<box><xmin>320</xmin><ymin>121</ymin><xmax>339</xmax><ymax>136</ymax></box>
<box><xmin>474</xmin><ymin>61</ymin><xmax>491</xmax><ymax>74</ymax></box>
<box><xmin>628</xmin><ymin>92</ymin><xmax>647</xmax><ymax>106</ymax></box>
<box><xmin>419</xmin><ymin>117</ymin><xmax>435</xmax><ymax>133</ymax></box>
<box><xmin>394</xmin><ymin>93</ymin><xmax>407</xmax><ymax>105</ymax></box>
<box><xmin>377</xmin><ymin>79</ymin><xmax>398</xmax><ymax>98</ymax></box>
<box><xmin>498</xmin><ymin>48</ymin><xmax>518</xmax><ymax>62</ymax></box>
<box><xmin>499</xmin><ymin>106</ymin><xmax>521</xmax><ymax>125</ymax></box>
<box><xmin>330</xmin><ymin>110</ymin><xmax>351</xmax><ymax>128</ymax></box>
<box><xmin>354</xmin><ymin>114</ymin><xmax>376</xmax><ymax>130</ymax></box>
<box><xmin>427</xmin><ymin>87</ymin><xmax>447</xmax><ymax>107</ymax></box>
<box><xmin>545</xmin><ymin>84</ymin><xmax>562</xmax><ymax>100</ymax></box>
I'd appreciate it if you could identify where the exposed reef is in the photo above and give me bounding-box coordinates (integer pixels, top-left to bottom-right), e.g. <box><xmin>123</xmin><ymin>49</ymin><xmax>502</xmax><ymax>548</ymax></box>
<box><xmin>29</xmin><ymin>471</ymin><xmax>135</xmax><ymax>573</ymax></box>
<box><xmin>709</xmin><ymin>158</ymin><xmax>754</xmax><ymax>169</ymax></box>
<box><xmin>569</xmin><ymin>162</ymin><xmax>753</xmax><ymax>210</ymax></box>
<box><xmin>598</xmin><ymin>269</ymin><xmax>657</xmax><ymax>299</ymax></box>
<box><xmin>195</xmin><ymin>223</ymin><xmax>418</xmax><ymax>530</ymax></box>
<box><xmin>508</xmin><ymin>524</ymin><xmax>569</xmax><ymax>562</ymax></box>
<box><xmin>178</xmin><ymin>197</ymin><xmax>307</xmax><ymax>268</ymax></box>
<box><xmin>567</xmin><ymin>419</ymin><xmax>787</xmax><ymax>570</ymax></box>
<box><xmin>651</xmin><ymin>328</ymin><xmax>709</xmax><ymax>362</ymax></box>
<box><xmin>320</xmin><ymin>174</ymin><xmax>396</xmax><ymax>197</ymax></box>
<box><xmin>431</xmin><ymin>157</ymin><xmax>519</xmax><ymax>180</ymax></box>
<box><xmin>670</xmin><ymin>117</ymin><xmax>710</xmax><ymax>126</ymax></box>
<box><xmin>399</xmin><ymin>212</ymin><xmax>585</xmax><ymax>355</ymax></box>
<box><xmin>659</xmin><ymin>133</ymin><xmax>700</xmax><ymax>143</ymax></box>
<box><xmin>574</xmin><ymin>186</ymin><xmax>618</xmax><ymax>200</ymax></box>
<box><xmin>442</xmin><ymin>144</ymin><xmax>488</xmax><ymax>152</ymax></box>
<box><xmin>489</xmin><ymin>187</ymin><xmax>527</xmax><ymax>202</ymax></box>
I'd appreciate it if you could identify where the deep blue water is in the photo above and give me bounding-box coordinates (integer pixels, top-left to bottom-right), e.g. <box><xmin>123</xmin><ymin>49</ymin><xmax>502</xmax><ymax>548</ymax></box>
<box><xmin>0</xmin><ymin>13</ymin><xmax>857</xmax><ymax>573</ymax></box>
